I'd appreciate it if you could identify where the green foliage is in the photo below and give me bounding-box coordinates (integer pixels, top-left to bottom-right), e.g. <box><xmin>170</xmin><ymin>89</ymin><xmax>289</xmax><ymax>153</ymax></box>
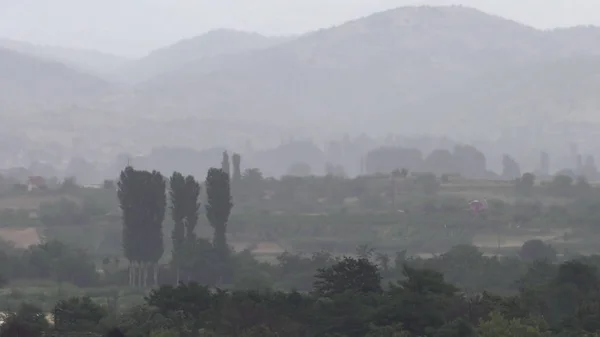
<box><xmin>232</xmin><ymin>153</ymin><xmax>242</xmax><ymax>184</ymax></box>
<box><xmin>147</xmin><ymin>282</ymin><xmax>212</xmax><ymax>335</ymax></box>
<box><xmin>205</xmin><ymin>168</ymin><xmax>233</xmax><ymax>283</ymax></box>
<box><xmin>517</xmin><ymin>260</ymin><xmax>557</xmax><ymax>289</ymax></box>
<box><xmin>366</xmin><ymin>324</ymin><xmax>412</xmax><ymax>337</ymax></box>
<box><xmin>431</xmin><ymin>318</ymin><xmax>477</xmax><ymax>337</ymax></box>
<box><xmin>54</xmin><ymin>296</ymin><xmax>107</xmax><ymax>333</ymax></box>
<box><xmin>117</xmin><ymin>304</ymin><xmax>172</xmax><ymax>337</ymax></box>
<box><xmin>5</xmin><ymin>303</ymin><xmax>50</xmax><ymax>333</ymax></box>
<box><xmin>548</xmin><ymin>175</ymin><xmax>574</xmax><ymax>197</ymax></box>
<box><xmin>118</xmin><ymin>166</ymin><xmax>166</xmax><ymax>287</ymax></box>
<box><xmin>168</xmin><ymin>173</ymin><xmax>202</xmax><ymax>282</ymax></box>
<box><xmin>149</xmin><ymin>329</ymin><xmax>179</xmax><ymax>337</ymax></box>
<box><xmin>22</xmin><ymin>240</ymin><xmax>98</xmax><ymax>286</ymax></box>
<box><xmin>0</xmin><ymin>315</ymin><xmax>41</xmax><ymax>337</ymax></box>
<box><xmin>183</xmin><ymin>175</ymin><xmax>201</xmax><ymax>242</ymax></box>
<box><xmin>12</xmin><ymin>254</ymin><xmax>600</xmax><ymax>337</ymax></box>
<box><xmin>516</xmin><ymin>173</ymin><xmax>535</xmax><ymax>197</ymax></box>
<box><xmin>314</xmin><ymin>257</ymin><xmax>382</xmax><ymax>297</ymax></box>
<box><xmin>169</xmin><ymin>172</ymin><xmax>186</xmax><ymax>278</ymax></box>
<box><xmin>38</xmin><ymin>197</ymin><xmax>91</xmax><ymax>227</ymax></box>
<box><xmin>221</xmin><ymin>151</ymin><xmax>230</xmax><ymax>176</ymax></box>
<box><xmin>238</xmin><ymin>325</ymin><xmax>280</xmax><ymax>337</ymax></box>
<box><xmin>519</xmin><ymin>240</ymin><xmax>557</xmax><ymax>262</ymax></box>
<box><xmin>478</xmin><ymin>312</ymin><xmax>552</xmax><ymax>337</ymax></box>
<box><xmin>414</xmin><ymin>173</ymin><xmax>440</xmax><ymax>195</ymax></box>
<box><xmin>555</xmin><ymin>260</ymin><xmax>599</xmax><ymax>293</ymax></box>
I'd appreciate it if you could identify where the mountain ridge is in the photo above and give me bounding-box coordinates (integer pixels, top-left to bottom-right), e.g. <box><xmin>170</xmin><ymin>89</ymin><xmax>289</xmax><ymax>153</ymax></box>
<box><xmin>0</xmin><ymin>47</ymin><xmax>115</xmax><ymax>113</ymax></box>
<box><xmin>5</xmin><ymin>5</ymin><xmax>600</xmax><ymax>147</ymax></box>
<box><xmin>127</xmin><ymin>6</ymin><xmax>590</xmax><ymax>130</ymax></box>
<box><xmin>0</xmin><ymin>38</ymin><xmax>130</xmax><ymax>76</ymax></box>
<box><xmin>114</xmin><ymin>29</ymin><xmax>293</xmax><ymax>84</ymax></box>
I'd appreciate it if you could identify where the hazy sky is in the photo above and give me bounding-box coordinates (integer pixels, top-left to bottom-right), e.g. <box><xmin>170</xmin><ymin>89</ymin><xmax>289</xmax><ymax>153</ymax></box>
<box><xmin>1</xmin><ymin>0</ymin><xmax>599</xmax><ymax>57</ymax></box>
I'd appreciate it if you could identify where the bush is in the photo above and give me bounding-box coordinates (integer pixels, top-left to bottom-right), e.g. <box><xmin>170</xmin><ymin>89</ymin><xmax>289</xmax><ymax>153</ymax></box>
<box><xmin>519</xmin><ymin>239</ymin><xmax>557</xmax><ymax>262</ymax></box>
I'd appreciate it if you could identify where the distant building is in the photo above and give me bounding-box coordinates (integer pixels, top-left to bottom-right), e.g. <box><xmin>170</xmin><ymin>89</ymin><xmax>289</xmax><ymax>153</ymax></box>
<box><xmin>27</xmin><ymin>176</ymin><xmax>46</xmax><ymax>191</ymax></box>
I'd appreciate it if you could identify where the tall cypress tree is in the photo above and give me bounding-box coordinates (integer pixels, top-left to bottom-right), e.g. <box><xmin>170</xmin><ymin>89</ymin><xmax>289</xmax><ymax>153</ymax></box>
<box><xmin>221</xmin><ymin>151</ymin><xmax>230</xmax><ymax>176</ymax></box>
<box><xmin>184</xmin><ymin>175</ymin><xmax>201</xmax><ymax>242</ymax></box>
<box><xmin>205</xmin><ymin>168</ymin><xmax>233</xmax><ymax>283</ymax></box>
<box><xmin>145</xmin><ymin>170</ymin><xmax>166</xmax><ymax>286</ymax></box>
<box><xmin>169</xmin><ymin>172</ymin><xmax>186</xmax><ymax>284</ymax></box>
<box><xmin>118</xmin><ymin>166</ymin><xmax>141</xmax><ymax>287</ymax></box>
<box><xmin>118</xmin><ymin>167</ymin><xmax>166</xmax><ymax>288</ymax></box>
<box><xmin>118</xmin><ymin>167</ymin><xmax>153</xmax><ymax>287</ymax></box>
<box><xmin>232</xmin><ymin>153</ymin><xmax>242</xmax><ymax>184</ymax></box>
<box><xmin>180</xmin><ymin>175</ymin><xmax>201</xmax><ymax>282</ymax></box>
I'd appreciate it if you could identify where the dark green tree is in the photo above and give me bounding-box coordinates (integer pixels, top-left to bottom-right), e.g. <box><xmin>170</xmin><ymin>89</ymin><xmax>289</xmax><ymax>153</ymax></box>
<box><xmin>376</xmin><ymin>253</ymin><xmax>391</xmax><ymax>273</ymax></box>
<box><xmin>145</xmin><ymin>170</ymin><xmax>166</xmax><ymax>286</ymax></box>
<box><xmin>118</xmin><ymin>166</ymin><xmax>166</xmax><ymax>287</ymax></box>
<box><xmin>0</xmin><ymin>303</ymin><xmax>49</xmax><ymax>335</ymax></box>
<box><xmin>221</xmin><ymin>151</ymin><xmax>230</xmax><ymax>176</ymax></box>
<box><xmin>430</xmin><ymin>318</ymin><xmax>477</xmax><ymax>337</ymax></box>
<box><xmin>53</xmin><ymin>296</ymin><xmax>107</xmax><ymax>333</ymax></box>
<box><xmin>0</xmin><ymin>317</ymin><xmax>40</xmax><ymax>337</ymax></box>
<box><xmin>105</xmin><ymin>328</ymin><xmax>126</xmax><ymax>337</ymax></box>
<box><xmin>515</xmin><ymin>172</ymin><xmax>535</xmax><ymax>197</ymax></box>
<box><xmin>241</xmin><ymin>168</ymin><xmax>265</xmax><ymax>201</ymax></box>
<box><xmin>181</xmin><ymin>175</ymin><xmax>201</xmax><ymax>281</ymax></box>
<box><xmin>548</xmin><ymin>174</ymin><xmax>574</xmax><ymax>197</ymax></box>
<box><xmin>313</xmin><ymin>256</ymin><xmax>382</xmax><ymax>297</ymax></box>
<box><xmin>169</xmin><ymin>172</ymin><xmax>186</xmax><ymax>284</ymax></box>
<box><xmin>232</xmin><ymin>153</ymin><xmax>242</xmax><ymax>184</ymax></box>
<box><xmin>119</xmin><ymin>167</ymin><xmax>144</xmax><ymax>287</ymax></box>
<box><xmin>205</xmin><ymin>168</ymin><xmax>233</xmax><ymax>283</ymax></box>
<box><xmin>414</xmin><ymin>173</ymin><xmax>440</xmax><ymax>195</ymax></box>
<box><xmin>147</xmin><ymin>282</ymin><xmax>212</xmax><ymax>334</ymax></box>
<box><xmin>183</xmin><ymin>175</ymin><xmax>201</xmax><ymax>243</ymax></box>
<box><xmin>519</xmin><ymin>239</ymin><xmax>557</xmax><ymax>262</ymax></box>
<box><xmin>168</xmin><ymin>173</ymin><xmax>202</xmax><ymax>284</ymax></box>
<box><xmin>555</xmin><ymin>260</ymin><xmax>599</xmax><ymax>293</ymax></box>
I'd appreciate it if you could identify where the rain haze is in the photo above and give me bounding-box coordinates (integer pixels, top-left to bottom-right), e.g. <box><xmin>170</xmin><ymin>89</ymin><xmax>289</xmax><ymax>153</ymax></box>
<box><xmin>3</xmin><ymin>4</ymin><xmax>600</xmax><ymax>332</ymax></box>
<box><xmin>0</xmin><ymin>0</ymin><xmax>599</xmax><ymax>175</ymax></box>
<box><xmin>1</xmin><ymin>0</ymin><xmax>600</xmax><ymax>55</ymax></box>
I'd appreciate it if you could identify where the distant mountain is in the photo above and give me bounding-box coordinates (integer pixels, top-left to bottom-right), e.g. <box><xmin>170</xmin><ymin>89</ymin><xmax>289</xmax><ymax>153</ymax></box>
<box><xmin>414</xmin><ymin>55</ymin><xmax>600</xmax><ymax>140</ymax></box>
<box><xmin>129</xmin><ymin>6</ymin><xmax>600</xmax><ymax>139</ymax></box>
<box><xmin>0</xmin><ymin>38</ymin><xmax>130</xmax><ymax>76</ymax></box>
<box><xmin>0</xmin><ymin>47</ymin><xmax>114</xmax><ymax>112</ymax></box>
<box><xmin>115</xmin><ymin>29</ymin><xmax>291</xmax><ymax>84</ymax></box>
<box><xmin>547</xmin><ymin>26</ymin><xmax>600</xmax><ymax>56</ymax></box>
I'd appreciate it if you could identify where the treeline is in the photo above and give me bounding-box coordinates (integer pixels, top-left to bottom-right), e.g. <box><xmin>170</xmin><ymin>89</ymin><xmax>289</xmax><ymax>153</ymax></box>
<box><xmin>1</xmin><ymin>168</ymin><xmax>598</xmax><ymax>232</ymax></box>
<box><xmin>366</xmin><ymin>145</ymin><xmax>489</xmax><ymax>178</ymax></box>
<box><xmin>6</xmin><ymin>254</ymin><xmax>600</xmax><ymax>337</ymax></box>
<box><xmin>0</xmin><ymin>240</ymin><xmax>97</xmax><ymax>287</ymax></box>
<box><xmin>365</xmin><ymin>145</ymin><xmax>600</xmax><ymax>182</ymax></box>
<box><xmin>0</xmin><ymin>239</ymin><xmax>572</xmax><ymax>297</ymax></box>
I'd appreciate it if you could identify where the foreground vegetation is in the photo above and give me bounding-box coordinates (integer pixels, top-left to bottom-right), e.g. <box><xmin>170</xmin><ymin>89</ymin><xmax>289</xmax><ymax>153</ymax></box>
<box><xmin>5</xmin><ymin>254</ymin><xmax>600</xmax><ymax>337</ymax></box>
